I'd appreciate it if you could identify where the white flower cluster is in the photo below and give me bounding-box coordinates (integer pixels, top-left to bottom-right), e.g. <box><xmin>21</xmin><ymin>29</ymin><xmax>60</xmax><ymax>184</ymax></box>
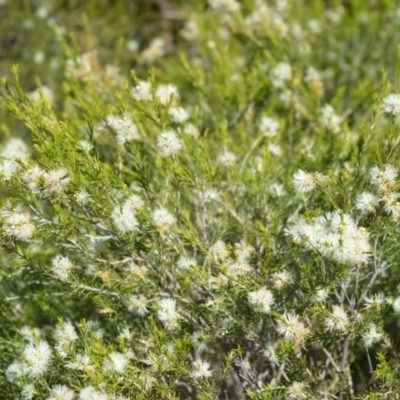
<box><xmin>271</xmin><ymin>270</ymin><xmax>293</xmax><ymax>290</ymax></box>
<box><xmin>245</xmin><ymin>3</ymin><xmax>289</xmax><ymax>38</ymax></box>
<box><xmin>292</xmin><ymin>169</ymin><xmax>324</xmax><ymax>193</ymax></box>
<box><xmin>323</xmin><ymin>305</ymin><xmax>349</xmax><ymax>333</ymax></box>
<box><xmin>126</xmin><ymin>294</ymin><xmax>148</xmax><ymax>315</ymax></box>
<box><xmin>192</xmin><ymin>360</ymin><xmax>213</xmax><ymax>379</ymax></box>
<box><xmin>382</xmin><ymin>93</ymin><xmax>400</xmax><ymax>116</ymax></box>
<box><xmin>102</xmin><ymin>113</ymin><xmax>140</xmax><ymax>145</ymax></box>
<box><xmin>270</xmin><ymin>62</ymin><xmax>292</xmax><ymax>88</ymax></box>
<box><xmin>209</xmin><ymin>0</ymin><xmax>240</xmax><ymax>13</ymax></box>
<box><xmin>78</xmin><ymin>386</ymin><xmax>108</xmax><ymax>400</ymax></box>
<box><xmin>47</xmin><ymin>385</ymin><xmax>75</xmax><ymax>400</ymax></box>
<box><xmin>157</xmin><ymin>131</ymin><xmax>183</xmax><ymax>157</ymax></box>
<box><xmin>168</xmin><ymin>106</ymin><xmax>190</xmax><ymax>124</ymax></box>
<box><xmin>218</xmin><ymin>151</ymin><xmax>238</xmax><ymax>167</ymax></box>
<box><xmin>355</xmin><ymin>164</ymin><xmax>400</xmax><ymax>220</ymax></box>
<box><xmin>320</xmin><ymin>104</ymin><xmax>342</xmax><ymax>134</ymax></box>
<box><xmin>111</xmin><ymin>195</ymin><xmax>144</xmax><ymax>234</ymax></box>
<box><xmin>248</xmin><ymin>287</ymin><xmax>274</xmax><ymax>313</ymax></box>
<box><xmin>287</xmin><ymin>211</ymin><xmax>371</xmax><ymax>265</ymax></box>
<box><xmin>103</xmin><ymin>351</ymin><xmax>129</xmax><ymax>374</ymax></box>
<box><xmin>1</xmin><ymin>204</ymin><xmax>36</xmax><ymax>240</ymax></box>
<box><xmin>210</xmin><ymin>240</ymin><xmax>254</xmax><ymax>277</ymax></box>
<box><xmin>305</xmin><ymin>66</ymin><xmax>324</xmax><ymax>98</ymax></box>
<box><xmin>140</xmin><ymin>37</ymin><xmax>165</xmax><ymax>64</ymax></box>
<box><xmin>362</xmin><ymin>324</ymin><xmax>383</xmax><ymax>347</ymax></box>
<box><xmin>152</xmin><ymin>206</ymin><xmax>176</xmax><ymax>234</ymax></box>
<box><xmin>54</xmin><ymin>320</ymin><xmax>78</xmax><ymax>357</ymax></box>
<box><xmin>275</xmin><ymin>312</ymin><xmax>310</xmax><ymax>347</ymax></box>
<box><xmin>259</xmin><ymin>117</ymin><xmax>279</xmax><ymax>137</ymax></box>
<box><xmin>157</xmin><ymin>298</ymin><xmax>180</xmax><ymax>330</ymax></box>
<box><xmin>354</xmin><ymin>191</ymin><xmax>379</xmax><ymax>214</ymax></box>
<box><xmin>51</xmin><ymin>255</ymin><xmax>75</xmax><ymax>282</ymax></box>
<box><xmin>23</xmin><ymin>166</ymin><xmax>70</xmax><ymax>197</ymax></box>
<box><xmin>0</xmin><ymin>138</ymin><xmax>29</xmax><ymax>179</ymax></box>
<box><xmin>155</xmin><ymin>84</ymin><xmax>179</xmax><ymax>105</ymax></box>
<box><xmin>132</xmin><ymin>81</ymin><xmax>180</xmax><ymax>106</ymax></box>
<box><xmin>7</xmin><ymin>340</ymin><xmax>52</xmax><ymax>379</ymax></box>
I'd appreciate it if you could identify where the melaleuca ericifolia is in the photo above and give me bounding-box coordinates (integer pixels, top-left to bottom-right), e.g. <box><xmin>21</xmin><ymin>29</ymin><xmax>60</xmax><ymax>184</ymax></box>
<box><xmin>2</xmin><ymin>1</ymin><xmax>400</xmax><ymax>399</ymax></box>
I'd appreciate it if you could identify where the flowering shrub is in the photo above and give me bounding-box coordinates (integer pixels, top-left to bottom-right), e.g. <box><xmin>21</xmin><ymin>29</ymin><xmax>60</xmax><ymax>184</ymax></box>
<box><xmin>2</xmin><ymin>0</ymin><xmax>400</xmax><ymax>399</ymax></box>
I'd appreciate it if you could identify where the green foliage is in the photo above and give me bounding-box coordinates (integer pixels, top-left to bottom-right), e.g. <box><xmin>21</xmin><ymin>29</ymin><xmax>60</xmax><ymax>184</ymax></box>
<box><xmin>2</xmin><ymin>0</ymin><xmax>400</xmax><ymax>399</ymax></box>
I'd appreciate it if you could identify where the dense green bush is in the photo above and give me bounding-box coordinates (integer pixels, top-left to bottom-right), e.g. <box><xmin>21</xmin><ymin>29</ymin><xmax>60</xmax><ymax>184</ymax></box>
<box><xmin>2</xmin><ymin>0</ymin><xmax>400</xmax><ymax>398</ymax></box>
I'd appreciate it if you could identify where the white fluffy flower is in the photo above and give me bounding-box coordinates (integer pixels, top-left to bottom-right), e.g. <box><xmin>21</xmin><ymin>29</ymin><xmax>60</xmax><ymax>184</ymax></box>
<box><xmin>152</xmin><ymin>207</ymin><xmax>176</xmax><ymax>234</ymax></box>
<box><xmin>168</xmin><ymin>106</ymin><xmax>189</xmax><ymax>124</ymax></box>
<box><xmin>311</xmin><ymin>288</ymin><xmax>329</xmax><ymax>303</ymax></box>
<box><xmin>235</xmin><ymin>241</ymin><xmax>254</xmax><ymax>262</ymax></box>
<box><xmin>127</xmin><ymin>294</ymin><xmax>149</xmax><ymax>315</ymax></box>
<box><xmin>183</xmin><ymin>123</ymin><xmax>200</xmax><ymax>138</ymax></box>
<box><xmin>200</xmin><ymin>188</ymin><xmax>220</xmax><ymax>203</ymax></box>
<box><xmin>22</xmin><ymin>340</ymin><xmax>52</xmax><ymax>377</ymax></box>
<box><xmin>355</xmin><ymin>191</ymin><xmax>379</xmax><ymax>214</ymax></box>
<box><xmin>155</xmin><ymin>84</ymin><xmax>179</xmax><ymax>105</ymax></box>
<box><xmin>264</xmin><ymin>343</ymin><xmax>279</xmax><ymax>363</ymax></box>
<box><xmin>268</xmin><ymin>183</ymin><xmax>286</xmax><ymax>197</ymax></box>
<box><xmin>287</xmin><ymin>381</ymin><xmax>307</xmax><ymax>399</ymax></box>
<box><xmin>141</xmin><ymin>37</ymin><xmax>165</xmax><ymax>64</ymax></box>
<box><xmin>1</xmin><ymin>138</ymin><xmax>29</xmax><ymax>162</ymax></box>
<box><xmin>132</xmin><ymin>80</ymin><xmax>152</xmax><ymax>101</ymax></box>
<box><xmin>268</xmin><ymin>143</ymin><xmax>282</xmax><ymax>157</ymax></box>
<box><xmin>157</xmin><ymin>298</ymin><xmax>180</xmax><ymax>330</ymax></box>
<box><xmin>210</xmin><ymin>240</ymin><xmax>230</xmax><ymax>261</ymax></box>
<box><xmin>192</xmin><ymin>360</ymin><xmax>213</xmax><ymax>379</ymax></box>
<box><xmin>47</xmin><ymin>385</ymin><xmax>75</xmax><ymax>400</ymax></box>
<box><xmin>105</xmin><ymin>113</ymin><xmax>140</xmax><ymax>144</ymax></box>
<box><xmin>21</xmin><ymin>384</ymin><xmax>36</xmax><ymax>400</ymax></box>
<box><xmin>226</xmin><ymin>260</ymin><xmax>252</xmax><ymax>276</ymax></box>
<box><xmin>54</xmin><ymin>320</ymin><xmax>78</xmax><ymax>356</ymax></box>
<box><xmin>6</xmin><ymin>360</ymin><xmax>24</xmax><ymax>383</ymax></box>
<box><xmin>393</xmin><ymin>296</ymin><xmax>400</xmax><ymax>313</ymax></box>
<box><xmin>157</xmin><ymin>131</ymin><xmax>183</xmax><ymax>157</ymax></box>
<box><xmin>26</xmin><ymin>168</ymin><xmax>70</xmax><ymax>197</ymax></box>
<box><xmin>259</xmin><ymin>117</ymin><xmax>279</xmax><ymax>137</ymax></box>
<box><xmin>64</xmin><ymin>353</ymin><xmax>91</xmax><ymax>371</ymax></box>
<box><xmin>362</xmin><ymin>324</ymin><xmax>383</xmax><ymax>347</ymax></box>
<box><xmin>0</xmin><ymin>138</ymin><xmax>29</xmax><ymax>179</ymax></box>
<box><xmin>363</xmin><ymin>293</ymin><xmax>387</xmax><ymax>311</ymax></box>
<box><xmin>218</xmin><ymin>151</ymin><xmax>237</xmax><ymax>167</ymax></box>
<box><xmin>51</xmin><ymin>255</ymin><xmax>75</xmax><ymax>282</ymax></box>
<box><xmin>0</xmin><ymin>160</ymin><xmax>21</xmax><ymax>179</ymax></box>
<box><xmin>177</xmin><ymin>256</ymin><xmax>197</xmax><ymax>270</ymax></box>
<box><xmin>46</xmin><ymin>169</ymin><xmax>70</xmax><ymax>194</ymax></box>
<box><xmin>275</xmin><ymin>313</ymin><xmax>310</xmax><ymax>346</ymax></box>
<box><xmin>321</xmin><ymin>104</ymin><xmax>342</xmax><ymax>133</ymax></box>
<box><xmin>79</xmin><ymin>386</ymin><xmax>108</xmax><ymax>400</ymax></box>
<box><xmin>324</xmin><ymin>305</ymin><xmax>349</xmax><ymax>332</ymax></box>
<box><xmin>209</xmin><ymin>0</ymin><xmax>240</xmax><ymax>13</ymax></box>
<box><xmin>383</xmin><ymin>94</ymin><xmax>400</xmax><ymax>115</ymax></box>
<box><xmin>286</xmin><ymin>212</ymin><xmax>372</xmax><ymax>265</ymax></box>
<box><xmin>103</xmin><ymin>351</ymin><xmax>128</xmax><ymax>374</ymax></box>
<box><xmin>293</xmin><ymin>169</ymin><xmax>324</xmax><ymax>193</ymax></box>
<box><xmin>248</xmin><ymin>287</ymin><xmax>274</xmax><ymax>313</ymax></box>
<box><xmin>270</xmin><ymin>62</ymin><xmax>292</xmax><ymax>88</ymax></box>
<box><xmin>305</xmin><ymin>66</ymin><xmax>324</xmax><ymax>97</ymax></box>
<box><xmin>1</xmin><ymin>205</ymin><xmax>36</xmax><ymax>240</ymax></box>
<box><xmin>111</xmin><ymin>195</ymin><xmax>144</xmax><ymax>234</ymax></box>
<box><xmin>271</xmin><ymin>270</ymin><xmax>293</xmax><ymax>290</ymax></box>
<box><xmin>370</xmin><ymin>165</ymin><xmax>398</xmax><ymax>191</ymax></box>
